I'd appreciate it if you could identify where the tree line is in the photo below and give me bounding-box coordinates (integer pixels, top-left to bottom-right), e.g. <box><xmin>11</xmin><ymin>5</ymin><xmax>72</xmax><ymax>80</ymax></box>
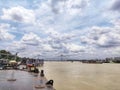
<box><xmin>0</xmin><ymin>50</ymin><xmax>20</xmax><ymax>61</ymax></box>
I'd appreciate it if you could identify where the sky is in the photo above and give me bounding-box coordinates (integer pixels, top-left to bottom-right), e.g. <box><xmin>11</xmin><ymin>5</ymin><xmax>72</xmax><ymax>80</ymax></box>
<box><xmin>0</xmin><ymin>0</ymin><xmax>120</xmax><ymax>60</ymax></box>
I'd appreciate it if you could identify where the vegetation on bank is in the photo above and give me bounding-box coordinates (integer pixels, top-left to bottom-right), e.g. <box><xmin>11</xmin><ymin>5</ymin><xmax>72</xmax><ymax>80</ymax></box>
<box><xmin>0</xmin><ymin>50</ymin><xmax>20</xmax><ymax>61</ymax></box>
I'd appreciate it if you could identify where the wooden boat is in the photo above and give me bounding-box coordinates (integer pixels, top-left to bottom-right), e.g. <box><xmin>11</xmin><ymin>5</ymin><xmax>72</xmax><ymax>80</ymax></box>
<box><xmin>34</xmin><ymin>85</ymin><xmax>45</xmax><ymax>89</ymax></box>
<box><xmin>7</xmin><ymin>78</ymin><xmax>16</xmax><ymax>81</ymax></box>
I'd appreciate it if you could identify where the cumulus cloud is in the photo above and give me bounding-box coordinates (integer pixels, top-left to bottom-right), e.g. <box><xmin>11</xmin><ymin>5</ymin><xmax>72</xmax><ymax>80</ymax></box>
<box><xmin>7</xmin><ymin>41</ymin><xmax>26</xmax><ymax>52</ymax></box>
<box><xmin>42</xmin><ymin>44</ymin><xmax>54</xmax><ymax>52</ymax></box>
<box><xmin>21</xmin><ymin>32</ymin><xmax>41</xmax><ymax>46</ymax></box>
<box><xmin>1</xmin><ymin>6</ymin><xmax>36</xmax><ymax>24</ymax></box>
<box><xmin>1</xmin><ymin>0</ymin><xmax>120</xmax><ymax>59</ymax></box>
<box><xmin>80</xmin><ymin>20</ymin><xmax>120</xmax><ymax>48</ymax></box>
<box><xmin>111</xmin><ymin>0</ymin><xmax>120</xmax><ymax>12</ymax></box>
<box><xmin>63</xmin><ymin>43</ymin><xmax>85</xmax><ymax>53</ymax></box>
<box><xmin>7</xmin><ymin>32</ymin><xmax>46</xmax><ymax>57</ymax></box>
<box><xmin>46</xmin><ymin>28</ymin><xmax>75</xmax><ymax>41</ymax></box>
<box><xmin>7</xmin><ymin>29</ymin><xmax>84</xmax><ymax>58</ymax></box>
<box><xmin>0</xmin><ymin>23</ymin><xmax>15</xmax><ymax>41</ymax></box>
<box><xmin>51</xmin><ymin>0</ymin><xmax>89</xmax><ymax>15</ymax></box>
<box><xmin>44</xmin><ymin>28</ymin><xmax>77</xmax><ymax>53</ymax></box>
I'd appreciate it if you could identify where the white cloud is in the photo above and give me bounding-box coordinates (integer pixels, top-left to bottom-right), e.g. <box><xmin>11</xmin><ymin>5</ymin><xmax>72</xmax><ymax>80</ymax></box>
<box><xmin>1</xmin><ymin>0</ymin><xmax>120</xmax><ymax>59</ymax></box>
<box><xmin>45</xmin><ymin>28</ymin><xmax>75</xmax><ymax>42</ymax></box>
<box><xmin>0</xmin><ymin>23</ymin><xmax>15</xmax><ymax>41</ymax></box>
<box><xmin>97</xmin><ymin>35</ymin><xmax>113</xmax><ymax>47</ymax></box>
<box><xmin>7</xmin><ymin>41</ymin><xmax>26</xmax><ymax>52</ymax></box>
<box><xmin>111</xmin><ymin>0</ymin><xmax>120</xmax><ymax>12</ymax></box>
<box><xmin>51</xmin><ymin>0</ymin><xmax>89</xmax><ymax>15</ymax></box>
<box><xmin>63</xmin><ymin>43</ymin><xmax>85</xmax><ymax>53</ymax></box>
<box><xmin>42</xmin><ymin>44</ymin><xmax>54</xmax><ymax>51</ymax></box>
<box><xmin>21</xmin><ymin>32</ymin><xmax>41</xmax><ymax>46</ymax></box>
<box><xmin>0</xmin><ymin>23</ymin><xmax>10</xmax><ymax>29</ymax></box>
<box><xmin>1</xmin><ymin>6</ymin><xmax>36</xmax><ymax>24</ymax></box>
<box><xmin>66</xmin><ymin>0</ymin><xmax>89</xmax><ymax>15</ymax></box>
<box><xmin>80</xmin><ymin>19</ymin><xmax>120</xmax><ymax>49</ymax></box>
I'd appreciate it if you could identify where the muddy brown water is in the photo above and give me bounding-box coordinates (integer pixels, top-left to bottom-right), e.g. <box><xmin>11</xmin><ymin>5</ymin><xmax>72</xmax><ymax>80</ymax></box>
<box><xmin>43</xmin><ymin>62</ymin><xmax>120</xmax><ymax>90</ymax></box>
<box><xmin>0</xmin><ymin>62</ymin><xmax>120</xmax><ymax>90</ymax></box>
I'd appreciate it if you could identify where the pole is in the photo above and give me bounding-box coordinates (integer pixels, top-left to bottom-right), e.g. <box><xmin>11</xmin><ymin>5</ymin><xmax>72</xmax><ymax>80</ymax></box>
<box><xmin>15</xmin><ymin>52</ymin><xmax>18</xmax><ymax>61</ymax></box>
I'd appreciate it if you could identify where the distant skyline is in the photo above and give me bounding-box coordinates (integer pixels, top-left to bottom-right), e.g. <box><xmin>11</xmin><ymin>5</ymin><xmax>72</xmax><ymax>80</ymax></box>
<box><xmin>0</xmin><ymin>0</ymin><xmax>120</xmax><ymax>60</ymax></box>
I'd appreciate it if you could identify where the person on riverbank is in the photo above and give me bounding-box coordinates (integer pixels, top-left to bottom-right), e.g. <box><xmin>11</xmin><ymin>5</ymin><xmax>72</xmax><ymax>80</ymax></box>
<box><xmin>40</xmin><ymin>70</ymin><xmax>44</xmax><ymax>77</ymax></box>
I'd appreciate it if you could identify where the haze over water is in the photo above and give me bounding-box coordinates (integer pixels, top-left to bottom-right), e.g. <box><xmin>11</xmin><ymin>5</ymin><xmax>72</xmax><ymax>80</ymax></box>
<box><xmin>43</xmin><ymin>62</ymin><xmax>120</xmax><ymax>90</ymax></box>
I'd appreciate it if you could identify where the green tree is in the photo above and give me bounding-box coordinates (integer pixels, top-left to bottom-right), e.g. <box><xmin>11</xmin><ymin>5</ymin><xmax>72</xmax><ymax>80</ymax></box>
<box><xmin>0</xmin><ymin>50</ymin><xmax>21</xmax><ymax>61</ymax></box>
<box><xmin>0</xmin><ymin>50</ymin><xmax>11</xmax><ymax>59</ymax></box>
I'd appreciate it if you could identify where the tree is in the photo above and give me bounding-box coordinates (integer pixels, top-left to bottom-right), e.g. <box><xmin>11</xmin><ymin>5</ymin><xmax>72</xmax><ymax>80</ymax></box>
<box><xmin>0</xmin><ymin>50</ymin><xmax>21</xmax><ymax>61</ymax></box>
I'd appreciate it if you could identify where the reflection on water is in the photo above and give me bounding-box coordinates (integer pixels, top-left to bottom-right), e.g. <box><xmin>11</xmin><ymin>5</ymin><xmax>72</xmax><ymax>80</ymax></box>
<box><xmin>43</xmin><ymin>62</ymin><xmax>120</xmax><ymax>90</ymax></box>
<box><xmin>0</xmin><ymin>62</ymin><xmax>120</xmax><ymax>90</ymax></box>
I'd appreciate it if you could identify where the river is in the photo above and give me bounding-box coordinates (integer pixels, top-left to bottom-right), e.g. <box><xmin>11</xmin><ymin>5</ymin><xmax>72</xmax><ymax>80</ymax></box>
<box><xmin>0</xmin><ymin>62</ymin><xmax>120</xmax><ymax>90</ymax></box>
<box><xmin>43</xmin><ymin>62</ymin><xmax>120</xmax><ymax>90</ymax></box>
